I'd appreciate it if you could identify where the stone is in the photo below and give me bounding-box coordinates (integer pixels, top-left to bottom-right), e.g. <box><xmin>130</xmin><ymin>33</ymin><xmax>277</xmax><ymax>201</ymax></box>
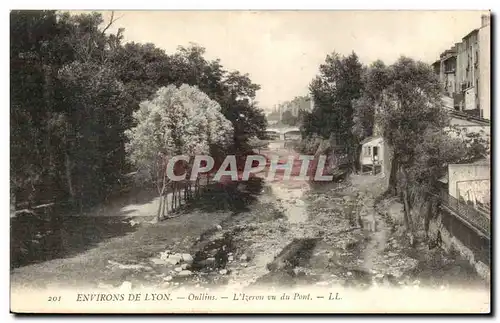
<box><xmin>150</xmin><ymin>258</ymin><xmax>166</xmax><ymax>265</ymax></box>
<box><xmin>163</xmin><ymin>275</ymin><xmax>173</xmax><ymax>282</ymax></box>
<box><xmin>216</xmin><ymin>225</ymin><xmax>223</xmax><ymax>230</ymax></box>
<box><xmin>161</xmin><ymin>282</ymin><xmax>170</xmax><ymax>288</ymax></box>
<box><xmin>165</xmin><ymin>258</ymin><xmax>180</xmax><ymax>266</ymax></box>
<box><xmin>181</xmin><ymin>253</ymin><xmax>193</xmax><ymax>264</ymax></box>
<box><xmin>169</xmin><ymin>253</ymin><xmax>182</xmax><ymax>260</ymax></box>
<box><xmin>219</xmin><ymin>269</ymin><xmax>228</xmax><ymax>275</ymax></box>
<box><xmin>239</xmin><ymin>254</ymin><xmax>248</xmax><ymax>261</ymax></box>
<box><xmin>181</xmin><ymin>263</ymin><xmax>190</xmax><ymax>270</ymax></box>
<box><xmin>167</xmin><ymin>254</ymin><xmax>182</xmax><ymax>265</ymax></box>
<box><xmin>174</xmin><ymin>267</ymin><xmax>183</xmax><ymax>272</ymax></box>
<box><xmin>178</xmin><ymin>270</ymin><xmax>193</xmax><ymax>277</ymax></box>
<box><xmin>375</xmin><ymin>273</ymin><xmax>384</xmax><ymax>279</ymax></box>
<box><xmin>388</xmin><ymin>252</ymin><xmax>398</xmax><ymax>257</ymax></box>
<box><xmin>228</xmin><ymin>256</ymin><xmax>234</xmax><ymax>262</ymax></box>
<box><xmin>241</xmin><ymin>262</ymin><xmax>248</xmax><ymax>267</ymax></box>
<box><xmin>206</xmin><ymin>257</ymin><xmax>216</xmax><ymax>265</ymax></box>
<box><xmin>346</xmin><ymin>271</ymin><xmax>353</xmax><ymax>277</ymax></box>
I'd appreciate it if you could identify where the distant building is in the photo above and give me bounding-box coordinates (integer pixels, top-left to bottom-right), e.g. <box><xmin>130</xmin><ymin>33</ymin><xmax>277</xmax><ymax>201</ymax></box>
<box><xmin>433</xmin><ymin>14</ymin><xmax>490</xmax><ymax>120</ymax></box>
<box><xmin>273</xmin><ymin>95</ymin><xmax>314</xmax><ymax>122</ymax></box>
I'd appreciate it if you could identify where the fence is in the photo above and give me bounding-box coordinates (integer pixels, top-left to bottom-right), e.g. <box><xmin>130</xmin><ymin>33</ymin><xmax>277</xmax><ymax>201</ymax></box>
<box><xmin>438</xmin><ymin>188</ymin><xmax>490</xmax><ymax>239</ymax></box>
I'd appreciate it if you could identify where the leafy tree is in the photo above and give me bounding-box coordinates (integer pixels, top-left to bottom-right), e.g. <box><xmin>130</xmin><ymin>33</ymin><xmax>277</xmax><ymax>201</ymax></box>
<box><xmin>281</xmin><ymin>110</ymin><xmax>298</xmax><ymax>126</ymax></box>
<box><xmin>406</xmin><ymin>126</ymin><xmax>488</xmax><ymax>238</ymax></box>
<box><xmin>10</xmin><ymin>10</ymin><xmax>265</xmax><ymax>216</ymax></box>
<box><xmin>125</xmin><ymin>84</ymin><xmax>233</xmax><ymax>221</ymax></box>
<box><xmin>56</xmin><ymin>61</ymin><xmax>128</xmax><ymax>208</ymax></box>
<box><xmin>304</xmin><ymin>51</ymin><xmax>363</xmax><ymax>170</ymax></box>
<box><xmin>375</xmin><ymin>57</ymin><xmax>456</xmax><ymax>241</ymax></box>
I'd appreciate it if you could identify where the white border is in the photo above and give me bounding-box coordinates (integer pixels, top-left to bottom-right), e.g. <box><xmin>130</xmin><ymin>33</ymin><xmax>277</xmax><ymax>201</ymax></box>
<box><xmin>3</xmin><ymin>1</ymin><xmax>498</xmax><ymax>322</ymax></box>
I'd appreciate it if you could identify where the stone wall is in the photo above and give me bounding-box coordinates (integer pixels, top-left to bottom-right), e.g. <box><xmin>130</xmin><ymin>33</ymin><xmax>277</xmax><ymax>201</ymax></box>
<box><xmin>428</xmin><ymin>207</ymin><xmax>490</xmax><ymax>282</ymax></box>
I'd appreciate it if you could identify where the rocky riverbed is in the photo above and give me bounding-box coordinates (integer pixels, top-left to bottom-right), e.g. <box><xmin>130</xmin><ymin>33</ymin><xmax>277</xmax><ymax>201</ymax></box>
<box><xmin>92</xmin><ymin>173</ymin><xmax>487</xmax><ymax>293</ymax></box>
<box><xmin>11</xmin><ymin>172</ymin><xmax>488</xmax><ymax>293</ymax></box>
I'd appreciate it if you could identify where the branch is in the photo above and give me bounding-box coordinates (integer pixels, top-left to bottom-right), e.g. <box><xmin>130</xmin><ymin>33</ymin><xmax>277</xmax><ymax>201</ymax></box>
<box><xmin>101</xmin><ymin>11</ymin><xmax>123</xmax><ymax>36</ymax></box>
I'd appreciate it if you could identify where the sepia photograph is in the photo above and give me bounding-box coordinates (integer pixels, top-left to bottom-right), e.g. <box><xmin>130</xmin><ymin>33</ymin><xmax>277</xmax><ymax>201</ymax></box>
<box><xmin>9</xmin><ymin>9</ymin><xmax>491</xmax><ymax>314</ymax></box>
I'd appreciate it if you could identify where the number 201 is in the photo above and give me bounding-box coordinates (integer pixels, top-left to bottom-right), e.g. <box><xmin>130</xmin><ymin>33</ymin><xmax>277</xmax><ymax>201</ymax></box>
<box><xmin>48</xmin><ymin>296</ymin><xmax>61</xmax><ymax>302</ymax></box>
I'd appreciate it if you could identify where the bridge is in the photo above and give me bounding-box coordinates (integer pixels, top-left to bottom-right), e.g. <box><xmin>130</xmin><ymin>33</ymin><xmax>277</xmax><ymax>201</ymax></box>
<box><xmin>265</xmin><ymin>126</ymin><xmax>301</xmax><ymax>141</ymax></box>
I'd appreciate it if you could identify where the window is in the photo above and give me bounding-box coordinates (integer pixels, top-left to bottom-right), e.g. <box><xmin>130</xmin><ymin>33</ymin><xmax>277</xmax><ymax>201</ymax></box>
<box><xmin>364</xmin><ymin>146</ymin><xmax>371</xmax><ymax>157</ymax></box>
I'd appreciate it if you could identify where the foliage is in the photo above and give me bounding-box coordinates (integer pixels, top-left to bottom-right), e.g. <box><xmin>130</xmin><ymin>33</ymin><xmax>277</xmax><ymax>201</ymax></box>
<box><xmin>373</xmin><ymin>57</ymin><xmax>489</xmax><ymax>239</ymax></box>
<box><xmin>125</xmin><ymin>84</ymin><xmax>233</xmax><ymax>219</ymax></box>
<box><xmin>303</xmin><ymin>51</ymin><xmax>363</xmax><ymax>169</ymax></box>
<box><xmin>352</xmin><ymin>60</ymin><xmax>390</xmax><ymax>141</ymax></box>
<box><xmin>10</xmin><ymin>10</ymin><xmax>264</xmax><ymax>213</ymax></box>
<box><xmin>281</xmin><ymin>110</ymin><xmax>298</xmax><ymax>126</ymax></box>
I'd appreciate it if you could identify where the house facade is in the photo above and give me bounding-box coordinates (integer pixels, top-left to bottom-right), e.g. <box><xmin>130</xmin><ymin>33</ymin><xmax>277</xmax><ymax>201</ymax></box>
<box><xmin>359</xmin><ymin>136</ymin><xmax>389</xmax><ymax>175</ymax></box>
<box><xmin>433</xmin><ymin>14</ymin><xmax>490</xmax><ymax>120</ymax></box>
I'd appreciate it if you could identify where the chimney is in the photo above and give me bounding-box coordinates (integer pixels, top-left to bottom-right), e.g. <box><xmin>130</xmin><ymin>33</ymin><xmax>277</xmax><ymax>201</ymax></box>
<box><xmin>481</xmin><ymin>14</ymin><xmax>490</xmax><ymax>27</ymax></box>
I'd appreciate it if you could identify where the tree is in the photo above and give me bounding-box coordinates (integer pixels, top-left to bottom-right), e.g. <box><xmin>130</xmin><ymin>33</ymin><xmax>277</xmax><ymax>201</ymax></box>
<box><xmin>56</xmin><ymin>61</ymin><xmax>128</xmax><ymax>209</ymax></box>
<box><xmin>305</xmin><ymin>51</ymin><xmax>363</xmax><ymax>170</ymax></box>
<box><xmin>10</xmin><ymin>11</ymin><xmax>265</xmax><ymax>217</ymax></box>
<box><xmin>406</xmin><ymin>126</ymin><xmax>488</xmax><ymax>238</ymax></box>
<box><xmin>351</xmin><ymin>60</ymin><xmax>391</xmax><ymax>170</ymax></box>
<box><xmin>375</xmin><ymin>57</ymin><xmax>451</xmax><ymax>241</ymax></box>
<box><xmin>281</xmin><ymin>110</ymin><xmax>298</xmax><ymax>126</ymax></box>
<box><xmin>125</xmin><ymin>84</ymin><xmax>233</xmax><ymax>221</ymax></box>
<box><xmin>10</xmin><ymin>10</ymin><xmax>131</xmax><ymax>210</ymax></box>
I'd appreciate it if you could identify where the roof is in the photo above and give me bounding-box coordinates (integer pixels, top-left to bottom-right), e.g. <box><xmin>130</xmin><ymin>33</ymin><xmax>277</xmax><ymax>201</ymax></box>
<box><xmin>470</xmin><ymin>157</ymin><xmax>491</xmax><ymax>166</ymax></box>
<box><xmin>463</xmin><ymin>28</ymin><xmax>479</xmax><ymax>40</ymax></box>
<box><xmin>360</xmin><ymin>136</ymin><xmax>383</xmax><ymax>145</ymax></box>
<box><xmin>449</xmin><ymin>110</ymin><xmax>490</xmax><ymax>126</ymax></box>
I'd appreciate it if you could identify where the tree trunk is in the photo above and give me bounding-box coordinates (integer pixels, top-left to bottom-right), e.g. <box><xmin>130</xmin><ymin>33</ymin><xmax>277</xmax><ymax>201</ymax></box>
<box><xmin>172</xmin><ymin>182</ymin><xmax>177</xmax><ymax>210</ymax></box>
<box><xmin>400</xmin><ymin>166</ymin><xmax>415</xmax><ymax>246</ymax></box>
<box><xmin>157</xmin><ymin>192</ymin><xmax>163</xmax><ymax>221</ymax></box>
<box><xmin>424</xmin><ymin>199</ymin><xmax>432</xmax><ymax>240</ymax></box>
<box><xmin>65</xmin><ymin>152</ymin><xmax>75</xmax><ymax>203</ymax></box>
<box><xmin>178</xmin><ymin>183</ymin><xmax>183</xmax><ymax>206</ymax></box>
<box><xmin>162</xmin><ymin>192</ymin><xmax>168</xmax><ymax>219</ymax></box>
<box><xmin>349</xmin><ymin>145</ymin><xmax>357</xmax><ymax>173</ymax></box>
<box><xmin>388</xmin><ymin>157</ymin><xmax>398</xmax><ymax>196</ymax></box>
<box><xmin>354</xmin><ymin>144</ymin><xmax>362</xmax><ymax>173</ymax></box>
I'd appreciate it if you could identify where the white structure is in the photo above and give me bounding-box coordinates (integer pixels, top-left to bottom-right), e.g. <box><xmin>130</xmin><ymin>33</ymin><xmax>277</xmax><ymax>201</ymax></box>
<box><xmin>359</xmin><ymin>136</ymin><xmax>387</xmax><ymax>175</ymax></box>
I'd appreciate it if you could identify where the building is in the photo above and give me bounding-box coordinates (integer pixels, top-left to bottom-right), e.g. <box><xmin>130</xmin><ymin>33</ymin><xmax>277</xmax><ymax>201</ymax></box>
<box><xmin>433</xmin><ymin>14</ymin><xmax>490</xmax><ymax>120</ymax></box>
<box><xmin>359</xmin><ymin>136</ymin><xmax>389</xmax><ymax>175</ymax></box>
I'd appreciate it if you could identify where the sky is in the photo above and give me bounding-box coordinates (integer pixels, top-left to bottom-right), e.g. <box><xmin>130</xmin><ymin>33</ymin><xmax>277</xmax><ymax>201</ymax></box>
<box><xmin>100</xmin><ymin>10</ymin><xmax>488</xmax><ymax>112</ymax></box>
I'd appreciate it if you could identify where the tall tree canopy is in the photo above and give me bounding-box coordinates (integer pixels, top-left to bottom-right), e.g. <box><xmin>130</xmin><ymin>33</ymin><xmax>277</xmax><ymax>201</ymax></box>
<box><xmin>10</xmin><ymin>10</ymin><xmax>266</xmax><ymax>211</ymax></box>
<box><xmin>125</xmin><ymin>84</ymin><xmax>233</xmax><ymax>220</ymax></box>
<box><xmin>303</xmin><ymin>51</ymin><xmax>363</xmax><ymax>169</ymax></box>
